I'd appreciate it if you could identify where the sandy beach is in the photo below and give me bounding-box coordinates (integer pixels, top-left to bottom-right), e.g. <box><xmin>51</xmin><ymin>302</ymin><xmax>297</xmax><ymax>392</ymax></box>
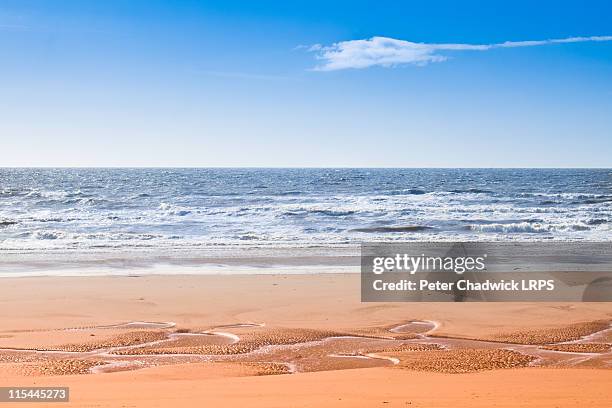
<box><xmin>3</xmin><ymin>0</ymin><xmax>611</xmax><ymax>404</ymax></box>
<box><xmin>0</xmin><ymin>272</ymin><xmax>611</xmax><ymax>407</ymax></box>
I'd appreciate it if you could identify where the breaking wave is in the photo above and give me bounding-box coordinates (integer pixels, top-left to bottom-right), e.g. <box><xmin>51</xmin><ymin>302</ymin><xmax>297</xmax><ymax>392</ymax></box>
<box><xmin>0</xmin><ymin>168</ymin><xmax>610</xmax><ymax>252</ymax></box>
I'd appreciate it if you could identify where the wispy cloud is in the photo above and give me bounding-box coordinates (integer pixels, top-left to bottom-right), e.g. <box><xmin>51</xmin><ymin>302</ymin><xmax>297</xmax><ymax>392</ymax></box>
<box><xmin>309</xmin><ymin>35</ymin><xmax>612</xmax><ymax>71</ymax></box>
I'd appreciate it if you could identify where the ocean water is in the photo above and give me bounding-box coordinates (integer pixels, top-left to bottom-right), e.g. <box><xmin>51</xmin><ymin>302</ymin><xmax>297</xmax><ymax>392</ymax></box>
<box><xmin>0</xmin><ymin>168</ymin><xmax>610</xmax><ymax>255</ymax></box>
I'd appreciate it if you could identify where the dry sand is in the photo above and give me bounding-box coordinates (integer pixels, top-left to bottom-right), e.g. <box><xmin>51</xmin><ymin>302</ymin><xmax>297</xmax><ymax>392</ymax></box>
<box><xmin>0</xmin><ymin>273</ymin><xmax>611</xmax><ymax>407</ymax></box>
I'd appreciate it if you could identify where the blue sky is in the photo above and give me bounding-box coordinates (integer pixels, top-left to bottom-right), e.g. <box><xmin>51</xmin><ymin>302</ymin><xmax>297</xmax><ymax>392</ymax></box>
<box><xmin>1</xmin><ymin>0</ymin><xmax>611</xmax><ymax>167</ymax></box>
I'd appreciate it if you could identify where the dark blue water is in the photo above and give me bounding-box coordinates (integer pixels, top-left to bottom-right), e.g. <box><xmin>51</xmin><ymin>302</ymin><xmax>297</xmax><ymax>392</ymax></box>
<box><xmin>0</xmin><ymin>168</ymin><xmax>610</xmax><ymax>252</ymax></box>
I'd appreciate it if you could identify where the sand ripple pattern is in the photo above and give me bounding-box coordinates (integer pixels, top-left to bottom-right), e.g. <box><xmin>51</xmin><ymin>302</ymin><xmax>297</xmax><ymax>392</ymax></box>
<box><xmin>0</xmin><ymin>320</ymin><xmax>611</xmax><ymax>376</ymax></box>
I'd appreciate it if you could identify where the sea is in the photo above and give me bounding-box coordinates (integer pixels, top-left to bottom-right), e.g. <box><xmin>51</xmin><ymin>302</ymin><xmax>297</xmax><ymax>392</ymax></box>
<box><xmin>0</xmin><ymin>168</ymin><xmax>610</xmax><ymax>272</ymax></box>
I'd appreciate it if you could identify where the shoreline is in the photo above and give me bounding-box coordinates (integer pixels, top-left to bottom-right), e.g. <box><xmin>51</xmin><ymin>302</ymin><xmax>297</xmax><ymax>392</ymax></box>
<box><xmin>1</xmin><ymin>241</ymin><xmax>610</xmax><ymax>277</ymax></box>
<box><xmin>0</xmin><ymin>265</ymin><xmax>360</xmax><ymax>278</ymax></box>
<box><xmin>0</xmin><ymin>246</ymin><xmax>361</xmax><ymax>276</ymax></box>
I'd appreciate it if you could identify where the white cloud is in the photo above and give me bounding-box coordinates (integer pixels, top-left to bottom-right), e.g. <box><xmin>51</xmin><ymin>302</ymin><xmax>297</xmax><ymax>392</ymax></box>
<box><xmin>310</xmin><ymin>35</ymin><xmax>612</xmax><ymax>71</ymax></box>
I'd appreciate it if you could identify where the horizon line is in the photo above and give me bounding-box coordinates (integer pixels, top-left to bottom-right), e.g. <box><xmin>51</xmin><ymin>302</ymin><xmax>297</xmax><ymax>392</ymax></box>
<box><xmin>1</xmin><ymin>166</ymin><xmax>609</xmax><ymax>170</ymax></box>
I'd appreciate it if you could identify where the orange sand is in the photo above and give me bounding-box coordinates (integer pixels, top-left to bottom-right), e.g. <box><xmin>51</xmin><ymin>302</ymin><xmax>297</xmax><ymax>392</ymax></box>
<box><xmin>0</xmin><ymin>273</ymin><xmax>611</xmax><ymax>407</ymax></box>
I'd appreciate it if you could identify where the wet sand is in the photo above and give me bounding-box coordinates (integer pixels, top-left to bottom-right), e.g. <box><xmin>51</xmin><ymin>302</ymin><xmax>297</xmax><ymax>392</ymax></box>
<box><xmin>0</xmin><ymin>273</ymin><xmax>611</xmax><ymax>407</ymax></box>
